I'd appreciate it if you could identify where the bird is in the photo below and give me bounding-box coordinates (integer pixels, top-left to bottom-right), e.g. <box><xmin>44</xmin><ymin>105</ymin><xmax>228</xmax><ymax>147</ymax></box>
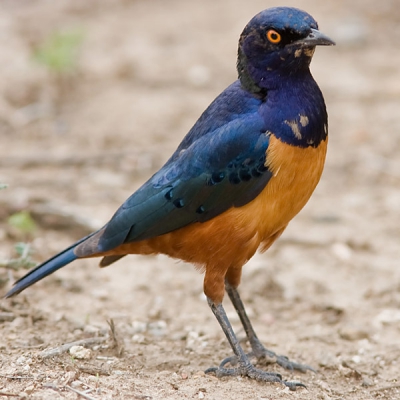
<box><xmin>5</xmin><ymin>7</ymin><xmax>334</xmax><ymax>389</ymax></box>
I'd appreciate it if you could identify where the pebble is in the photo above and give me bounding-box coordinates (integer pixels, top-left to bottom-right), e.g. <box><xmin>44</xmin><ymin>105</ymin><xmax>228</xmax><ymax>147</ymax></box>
<box><xmin>186</xmin><ymin>331</ymin><xmax>207</xmax><ymax>350</ymax></box>
<box><xmin>24</xmin><ymin>385</ymin><xmax>35</xmax><ymax>394</ymax></box>
<box><xmin>148</xmin><ymin>320</ymin><xmax>168</xmax><ymax>337</ymax></box>
<box><xmin>112</xmin><ymin>370</ymin><xmax>125</xmax><ymax>375</ymax></box>
<box><xmin>375</xmin><ymin>309</ymin><xmax>400</xmax><ymax>326</ymax></box>
<box><xmin>318</xmin><ymin>352</ymin><xmax>337</xmax><ymax>368</ymax></box>
<box><xmin>339</xmin><ymin>326</ymin><xmax>369</xmax><ymax>341</ymax></box>
<box><xmin>132</xmin><ymin>320</ymin><xmax>147</xmax><ymax>334</ymax></box>
<box><xmin>331</xmin><ymin>242</ymin><xmax>352</xmax><ymax>261</ymax></box>
<box><xmin>69</xmin><ymin>345</ymin><xmax>92</xmax><ymax>359</ymax></box>
<box><xmin>351</xmin><ymin>355</ymin><xmax>361</xmax><ymax>364</ymax></box>
<box><xmin>64</xmin><ymin>371</ymin><xmax>77</xmax><ymax>384</ymax></box>
<box><xmin>132</xmin><ymin>334</ymin><xmax>146</xmax><ymax>343</ymax></box>
<box><xmin>83</xmin><ymin>324</ymin><xmax>100</xmax><ymax>333</ymax></box>
<box><xmin>16</xmin><ymin>356</ymin><xmax>26</xmax><ymax>365</ymax></box>
<box><xmin>362</xmin><ymin>377</ymin><xmax>374</xmax><ymax>387</ymax></box>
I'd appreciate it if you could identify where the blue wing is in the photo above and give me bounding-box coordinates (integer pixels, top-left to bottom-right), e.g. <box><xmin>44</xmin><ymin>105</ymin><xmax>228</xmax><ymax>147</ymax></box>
<box><xmin>95</xmin><ymin>82</ymin><xmax>272</xmax><ymax>252</ymax></box>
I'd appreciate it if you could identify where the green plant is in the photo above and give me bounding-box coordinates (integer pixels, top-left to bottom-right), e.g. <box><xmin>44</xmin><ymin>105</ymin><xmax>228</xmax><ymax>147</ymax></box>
<box><xmin>8</xmin><ymin>210</ymin><xmax>37</xmax><ymax>236</ymax></box>
<box><xmin>33</xmin><ymin>29</ymin><xmax>85</xmax><ymax>74</ymax></box>
<box><xmin>0</xmin><ymin>243</ymin><xmax>36</xmax><ymax>271</ymax></box>
<box><xmin>0</xmin><ymin>186</ymin><xmax>37</xmax><ymax>284</ymax></box>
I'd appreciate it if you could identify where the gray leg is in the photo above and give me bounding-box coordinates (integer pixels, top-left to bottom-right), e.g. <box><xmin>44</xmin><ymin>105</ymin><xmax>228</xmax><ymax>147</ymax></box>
<box><xmin>224</xmin><ymin>282</ymin><xmax>315</xmax><ymax>373</ymax></box>
<box><xmin>205</xmin><ymin>297</ymin><xmax>305</xmax><ymax>390</ymax></box>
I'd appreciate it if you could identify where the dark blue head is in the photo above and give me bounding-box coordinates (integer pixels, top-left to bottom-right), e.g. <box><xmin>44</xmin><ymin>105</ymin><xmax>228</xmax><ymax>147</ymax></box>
<box><xmin>237</xmin><ymin>7</ymin><xmax>335</xmax><ymax>94</ymax></box>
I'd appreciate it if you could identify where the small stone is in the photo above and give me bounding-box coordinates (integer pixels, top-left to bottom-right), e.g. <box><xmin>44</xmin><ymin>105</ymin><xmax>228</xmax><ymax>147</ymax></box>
<box><xmin>25</xmin><ymin>385</ymin><xmax>35</xmax><ymax>394</ymax></box>
<box><xmin>186</xmin><ymin>331</ymin><xmax>207</xmax><ymax>350</ymax></box>
<box><xmin>131</xmin><ymin>321</ymin><xmax>147</xmax><ymax>334</ymax></box>
<box><xmin>181</xmin><ymin>372</ymin><xmax>188</xmax><ymax>380</ymax></box>
<box><xmin>132</xmin><ymin>334</ymin><xmax>146</xmax><ymax>344</ymax></box>
<box><xmin>351</xmin><ymin>355</ymin><xmax>361</xmax><ymax>364</ymax></box>
<box><xmin>198</xmin><ymin>391</ymin><xmax>205</xmax><ymax>399</ymax></box>
<box><xmin>339</xmin><ymin>326</ymin><xmax>369</xmax><ymax>341</ymax></box>
<box><xmin>362</xmin><ymin>377</ymin><xmax>373</xmax><ymax>387</ymax></box>
<box><xmin>331</xmin><ymin>242</ymin><xmax>352</xmax><ymax>261</ymax></box>
<box><xmin>64</xmin><ymin>371</ymin><xmax>77</xmax><ymax>384</ymax></box>
<box><xmin>148</xmin><ymin>320</ymin><xmax>168</xmax><ymax>337</ymax></box>
<box><xmin>71</xmin><ymin>380</ymin><xmax>83</xmax><ymax>388</ymax></box>
<box><xmin>16</xmin><ymin>356</ymin><xmax>26</xmax><ymax>365</ymax></box>
<box><xmin>112</xmin><ymin>370</ymin><xmax>125</xmax><ymax>375</ymax></box>
<box><xmin>69</xmin><ymin>345</ymin><xmax>92</xmax><ymax>360</ymax></box>
<box><xmin>318</xmin><ymin>352</ymin><xmax>337</xmax><ymax>368</ymax></box>
<box><xmin>375</xmin><ymin>309</ymin><xmax>400</xmax><ymax>326</ymax></box>
<box><xmin>84</xmin><ymin>324</ymin><xmax>100</xmax><ymax>334</ymax></box>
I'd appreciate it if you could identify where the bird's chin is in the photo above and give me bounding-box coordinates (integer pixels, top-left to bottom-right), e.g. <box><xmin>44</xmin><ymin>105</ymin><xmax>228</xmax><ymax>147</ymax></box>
<box><xmin>302</xmin><ymin>46</ymin><xmax>316</xmax><ymax>57</ymax></box>
<box><xmin>284</xmin><ymin>45</ymin><xmax>315</xmax><ymax>61</ymax></box>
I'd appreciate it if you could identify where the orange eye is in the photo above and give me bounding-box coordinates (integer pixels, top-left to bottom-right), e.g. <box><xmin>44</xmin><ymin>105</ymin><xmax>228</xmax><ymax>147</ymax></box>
<box><xmin>266</xmin><ymin>29</ymin><xmax>281</xmax><ymax>44</ymax></box>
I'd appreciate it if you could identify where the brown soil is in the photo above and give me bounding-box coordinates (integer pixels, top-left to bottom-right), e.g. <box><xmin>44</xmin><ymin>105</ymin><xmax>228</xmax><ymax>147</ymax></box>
<box><xmin>1</xmin><ymin>0</ymin><xmax>400</xmax><ymax>399</ymax></box>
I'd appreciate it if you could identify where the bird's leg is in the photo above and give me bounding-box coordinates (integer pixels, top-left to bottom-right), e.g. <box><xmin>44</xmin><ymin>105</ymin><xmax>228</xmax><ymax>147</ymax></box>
<box><xmin>224</xmin><ymin>281</ymin><xmax>315</xmax><ymax>373</ymax></box>
<box><xmin>205</xmin><ymin>297</ymin><xmax>305</xmax><ymax>390</ymax></box>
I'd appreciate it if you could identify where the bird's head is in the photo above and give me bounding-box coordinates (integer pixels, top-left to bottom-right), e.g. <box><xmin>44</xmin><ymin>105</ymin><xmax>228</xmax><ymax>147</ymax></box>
<box><xmin>237</xmin><ymin>7</ymin><xmax>335</xmax><ymax>95</ymax></box>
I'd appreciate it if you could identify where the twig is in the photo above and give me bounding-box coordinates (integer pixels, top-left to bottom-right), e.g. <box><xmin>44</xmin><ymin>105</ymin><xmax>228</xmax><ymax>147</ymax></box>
<box><xmin>371</xmin><ymin>383</ymin><xmax>400</xmax><ymax>392</ymax></box>
<box><xmin>107</xmin><ymin>319</ymin><xmax>124</xmax><ymax>357</ymax></box>
<box><xmin>0</xmin><ymin>312</ymin><xmax>15</xmax><ymax>322</ymax></box>
<box><xmin>77</xmin><ymin>364</ymin><xmax>110</xmax><ymax>376</ymax></box>
<box><xmin>39</xmin><ymin>337</ymin><xmax>107</xmax><ymax>359</ymax></box>
<box><xmin>0</xmin><ymin>374</ymin><xmax>33</xmax><ymax>379</ymax></box>
<box><xmin>13</xmin><ymin>342</ymin><xmax>46</xmax><ymax>349</ymax></box>
<box><xmin>0</xmin><ymin>392</ymin><xmax>19</xmax><ymax>397</ymax></box>
<box><xmin>66</xmin><ymin>385</ymin><xmax>97</xmax><ymax>400</ymax></box>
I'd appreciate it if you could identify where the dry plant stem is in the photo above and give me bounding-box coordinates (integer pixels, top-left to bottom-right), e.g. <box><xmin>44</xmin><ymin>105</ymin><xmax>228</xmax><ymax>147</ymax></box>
<box><xmin>39</xmin><ymin>337</ymin><xmax>107</xmax><ymax>359</ymax></box>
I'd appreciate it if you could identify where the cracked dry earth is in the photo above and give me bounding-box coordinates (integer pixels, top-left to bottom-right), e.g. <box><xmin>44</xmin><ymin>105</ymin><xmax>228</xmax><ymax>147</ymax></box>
<box><xmin>1</xmin><ymin>0</ymin><xmax>400</xmax><ymax>399</ymax></box>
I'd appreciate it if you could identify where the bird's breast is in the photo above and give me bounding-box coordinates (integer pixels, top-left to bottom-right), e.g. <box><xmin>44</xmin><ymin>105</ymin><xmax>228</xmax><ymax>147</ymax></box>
<box><xmin>254</xmin><ymin>133</ymin><xmax>327</xmax><ymax>245</ymax></box>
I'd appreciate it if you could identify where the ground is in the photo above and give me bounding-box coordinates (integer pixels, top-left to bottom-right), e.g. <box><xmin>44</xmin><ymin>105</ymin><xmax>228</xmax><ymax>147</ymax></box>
<box><xmin>1</xmin><ymin>0</ymin><xmax>400</xmax><ymax>399</ymax></box>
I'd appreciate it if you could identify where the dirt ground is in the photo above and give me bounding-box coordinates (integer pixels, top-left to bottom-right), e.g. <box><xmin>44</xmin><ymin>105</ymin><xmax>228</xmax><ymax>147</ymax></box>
<box><xmin>1</xmin><ymin>0</ymin><xmax>400</xmax><ymax>399</ymax></box>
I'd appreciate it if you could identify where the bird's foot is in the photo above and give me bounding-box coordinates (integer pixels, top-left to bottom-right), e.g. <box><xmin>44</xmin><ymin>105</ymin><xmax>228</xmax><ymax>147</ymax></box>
<box><xmin>205</xmin><ymin>363</ymin><xmax>305</xmax><ymax>391</ymax></box>
<box><xmin>219</xmin><ymin>344</ymin><xmax>315</xmax><ymax>373</ymax></box>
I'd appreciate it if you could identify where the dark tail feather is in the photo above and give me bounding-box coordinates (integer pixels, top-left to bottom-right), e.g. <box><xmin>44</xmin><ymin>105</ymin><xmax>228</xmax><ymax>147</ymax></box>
<box><xmin>4</xmin><ymin>234</ymin><xmax>96</xmax><ymax>298</ymax></box>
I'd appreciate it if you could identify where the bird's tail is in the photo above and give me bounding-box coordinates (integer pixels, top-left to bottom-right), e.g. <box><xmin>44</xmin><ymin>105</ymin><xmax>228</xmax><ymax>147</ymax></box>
<box><xmin>4</xmin><ymin>234</ymin><xmax>93</xmax><ymax>298</ymax></box>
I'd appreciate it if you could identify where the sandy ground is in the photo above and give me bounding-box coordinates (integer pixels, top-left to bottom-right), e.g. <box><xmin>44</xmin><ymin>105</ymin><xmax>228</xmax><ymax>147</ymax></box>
<box><xmin>1</xmin><ymin>0</ymin><xmax>400</xmax><ymax>399</ymax></box>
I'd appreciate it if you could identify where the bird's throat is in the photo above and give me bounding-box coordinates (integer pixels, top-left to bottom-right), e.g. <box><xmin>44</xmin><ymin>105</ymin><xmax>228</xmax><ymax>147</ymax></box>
<box><xmin>237</xmin><ymin>49</ymin><xmax>267</xmax><ymax>98</ymax></box>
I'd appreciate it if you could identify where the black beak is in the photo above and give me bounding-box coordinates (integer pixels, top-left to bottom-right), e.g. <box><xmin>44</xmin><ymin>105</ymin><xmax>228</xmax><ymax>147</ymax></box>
<box><xmin>298</xmin><ymin>28</ymin><xmax>336</xmax><ymax>46</ymax></box>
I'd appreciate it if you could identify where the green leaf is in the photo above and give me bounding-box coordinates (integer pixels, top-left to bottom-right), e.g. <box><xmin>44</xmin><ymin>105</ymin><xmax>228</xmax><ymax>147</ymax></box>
<box><xmin>33</xmin><ymin>29</ymin><xmax>85</xmax><ymax>73</ymax></box>
<box><xmin>0</xmin><ymin>183</ymin><xmax>7</xmax><ymax>190</ymax></box>
<box><xmin>8</xmin><ymin>211</ymin><xmax>37</xmax><ymax>234</ymax></box>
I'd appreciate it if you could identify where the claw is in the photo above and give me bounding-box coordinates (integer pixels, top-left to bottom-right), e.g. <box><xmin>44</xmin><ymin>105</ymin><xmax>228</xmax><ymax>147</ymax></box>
<box><xmin>205</xmin><ymin>363</ymin><xmax>306</xmax><ymax>390</ymax></box>
<box><xmin>216</xmin><ymin>349</ymin><xmax>315</xmax><ymax>373</ymax></box>
<box><xmin>283</xmin><ymin>380</ymin><xmax>307</xmax><ymax>391</ymax></box>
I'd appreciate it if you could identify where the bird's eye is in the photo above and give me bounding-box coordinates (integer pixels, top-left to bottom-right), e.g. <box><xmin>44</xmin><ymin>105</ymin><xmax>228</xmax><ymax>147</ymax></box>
<box><xmin>266</xmin><ymin>29</ymin><xmax>281</xmax><ymax>44</ymax></box>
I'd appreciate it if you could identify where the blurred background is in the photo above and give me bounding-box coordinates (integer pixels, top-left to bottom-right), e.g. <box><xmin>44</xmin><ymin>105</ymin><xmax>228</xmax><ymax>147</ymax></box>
<box><xmin>1</xmin><ymin>0</ymin><xmax>400</xmax><ymax>398</ymax></box>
